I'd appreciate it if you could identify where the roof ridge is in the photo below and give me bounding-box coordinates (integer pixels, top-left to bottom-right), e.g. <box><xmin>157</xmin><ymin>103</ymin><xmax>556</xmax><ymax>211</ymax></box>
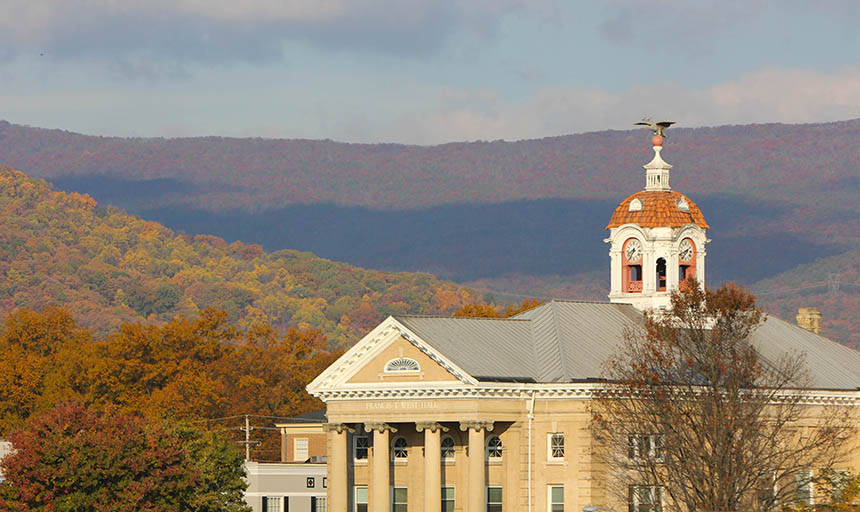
<box><xmin>394</xmin><ymin>314</ymin><xmax>531</xmax><ymax>322</ymax></box>
<box><xmin>548</xmin><ymin>299</ymin><xmax>632</xmax><ymax>305</ymax></box>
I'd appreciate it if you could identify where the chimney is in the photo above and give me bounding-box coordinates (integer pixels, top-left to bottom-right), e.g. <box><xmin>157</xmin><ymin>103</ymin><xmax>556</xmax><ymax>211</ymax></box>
<box><xmin>796</xmin><ymin>307</ymin><xmax>822</xmax><ymax>334</ymax></box>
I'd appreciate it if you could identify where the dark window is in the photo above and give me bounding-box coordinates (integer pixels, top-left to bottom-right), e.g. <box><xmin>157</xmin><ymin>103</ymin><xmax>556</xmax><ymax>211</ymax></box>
<box><xmin>631</xmin><ymin>265</ymin><xmax>642</xmax><ymax>281</ymax></box>
<box><xmin>487</xmin><ymin>487</ymin><xmax>503</xmax><ymax>512</ymax></box>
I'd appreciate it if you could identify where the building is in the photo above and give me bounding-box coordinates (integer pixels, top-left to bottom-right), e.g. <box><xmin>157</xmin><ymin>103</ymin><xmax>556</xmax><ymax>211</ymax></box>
<box><xmin>306</xmin><ymin>135</ymin><xmax>860</xmax><ymax>512</ymax></box>
<box><xmin>244</xmin><ymin>411</ymin><xmax>329</xmax><ymax>512</ymax></box>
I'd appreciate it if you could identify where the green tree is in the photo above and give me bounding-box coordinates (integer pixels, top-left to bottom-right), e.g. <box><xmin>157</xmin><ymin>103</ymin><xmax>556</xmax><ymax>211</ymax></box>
<box><xmin>0</xmin><ymin>403</ymin><xmax>250</xmax><ymax>512</ymax></box>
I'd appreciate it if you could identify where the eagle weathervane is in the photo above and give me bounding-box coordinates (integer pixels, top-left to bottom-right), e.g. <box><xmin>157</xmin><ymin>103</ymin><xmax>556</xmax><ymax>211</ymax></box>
<box><xmin>635</xmin><ymin>118</ymin><xmax>675</xmax><ymax>138</ymax></box>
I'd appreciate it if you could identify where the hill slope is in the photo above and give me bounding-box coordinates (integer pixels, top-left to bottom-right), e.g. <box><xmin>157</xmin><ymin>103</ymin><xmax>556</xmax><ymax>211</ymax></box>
<box><xmin>2</xmin><ymin>119</ymin><xmax>859</xmax><ymax>218</ymax></box>
<box><xmin>0</xmin><ymin>166</ymin><xmax>479</xmax><ymax>343</ymax></box>
<box><xmin>1</xmin><ymin>119</ymin><xmax>857</xmax><ymax>348</ymax></box>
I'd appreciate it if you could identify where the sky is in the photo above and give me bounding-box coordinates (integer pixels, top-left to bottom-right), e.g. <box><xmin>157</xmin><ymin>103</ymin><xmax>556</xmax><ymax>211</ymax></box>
<box><xmin>0</xmin><ymin>0</ymin><xmax>858</xmax><ymax>145</ymax></box>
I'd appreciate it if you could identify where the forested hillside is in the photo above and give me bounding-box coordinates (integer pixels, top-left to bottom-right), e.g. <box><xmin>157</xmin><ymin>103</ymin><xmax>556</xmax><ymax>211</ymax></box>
<box><xmin>2</xmin><ymin>119</ymin><xmax>858</xmax><ymax>220</ymax></box>
<box><xmin>1</xmin><ymin>119</ymin><xmax>858</xmax><ymax>348</ymax></box>
<box><xmin>0</xmin><ymin>166</ymin><xmax>479</xmax><ymax>343</ymax></box>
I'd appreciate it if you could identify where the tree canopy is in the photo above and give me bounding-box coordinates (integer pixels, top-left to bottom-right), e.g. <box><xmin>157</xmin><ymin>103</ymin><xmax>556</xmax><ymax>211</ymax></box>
<box><xmin>0</xmin><ymin>403</ymin><xmax>250</xmax><ymax>512</ymax></box>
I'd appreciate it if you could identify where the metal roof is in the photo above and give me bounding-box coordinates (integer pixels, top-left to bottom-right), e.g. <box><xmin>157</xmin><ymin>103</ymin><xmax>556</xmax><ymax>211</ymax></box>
<box><xmin>395</xmin><ymin>301</ymin><xmax>860</xmax><ymax>390</ymax></box>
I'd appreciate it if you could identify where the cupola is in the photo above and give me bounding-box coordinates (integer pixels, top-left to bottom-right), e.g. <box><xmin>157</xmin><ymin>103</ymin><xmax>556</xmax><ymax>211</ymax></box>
<box><xmin>605</xmin><ymin>126</ymin><xmax>709</xmax><ymax>311</ymax></box>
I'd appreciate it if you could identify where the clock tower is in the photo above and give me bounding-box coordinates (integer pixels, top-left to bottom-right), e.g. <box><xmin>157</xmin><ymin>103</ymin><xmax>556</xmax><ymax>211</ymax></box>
<box><xmin>605</xmin><ymin>131</ymin><xmax>709</xmax><ymax>311</ymax></box>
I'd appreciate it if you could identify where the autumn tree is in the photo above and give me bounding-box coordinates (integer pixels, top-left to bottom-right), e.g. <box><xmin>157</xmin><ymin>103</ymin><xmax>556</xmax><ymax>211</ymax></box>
<box><xmin>0</xmin><ymin>307</ymin><xmax>93</xmax><ymax>434</ymax></box>
<box><xmin>0</xmin><ymin>403</ymin><xmax>250</xmax><ymax>512</ymax></box>
<box><xmin>591</xmin><ymin>279</ymin><xmax>856</xmax><ymax>512</ymax></box>
<box><xmin>453</xmin><ymin>298</ymin><xmax>542</xmax><ymax>318</ymax></box>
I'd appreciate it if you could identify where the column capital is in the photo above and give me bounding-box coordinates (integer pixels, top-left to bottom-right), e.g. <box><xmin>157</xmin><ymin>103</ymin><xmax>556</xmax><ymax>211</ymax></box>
<box><xmin>459</xmin><ymin>420</ymin><xmax>494</xmax><ymax>432</ymax></box>
<box><xmin>415</xmin><ymin>421</ymin><xmax>449</xmax><ymax>433</ymax></box>
<box><xmin>364</xmin><ymin>422</ymin><xmax>398</xmax><ymax>434</ymax></box>
<box><xmin>323</xmin><ymin>423</ymin><xmax>355</xmax><ymax>434</ymax></box>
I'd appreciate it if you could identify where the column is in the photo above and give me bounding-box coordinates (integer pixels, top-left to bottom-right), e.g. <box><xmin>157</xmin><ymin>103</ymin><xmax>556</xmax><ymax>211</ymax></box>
<box><xmin>366</xmin><ymin>422</ymin><xmax>397</xmax><ymax>512</ymax></box>
<box><xmin>324</xmin><ymin>423</ymin><xmax>352</xmax><ymax>512</ymax></box>
<box><xmin>417</xmin><ymin>422</ymin><xmax>448</xmax><ymax>512</ymax></box>
<box><xmin>461</xmin><ymin>421</ymin><xmax>493</xmax><ymax>512</ymax></box>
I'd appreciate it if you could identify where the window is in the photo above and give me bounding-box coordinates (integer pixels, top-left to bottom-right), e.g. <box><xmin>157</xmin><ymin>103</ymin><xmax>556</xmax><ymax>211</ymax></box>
<box><xmin>312</xmin><ymin>497</ymin><xmax>327</xmax><ymax>512</ymax></box>
<box><xmin>442</xmin><ymin>486</ymin><xmax>455</xmax><ymax>512</ymax></box>
<box><xmin>628</xmin><ymin>485</ymin><xmax>662</xmax><ymax>512</ymax></box>
<box><xmin>487</xmin><ymin>486</ymin><xmax>503</xmax><ymax>512</ymax></box>
<box><xmin>354</xmin><ymin>486</ymin><xmax>368</xmax><ymax>512</ymax></box>
<box><xmin>486</xmin><ymin>435</ymin><xmax>502</xmax><ymax>461</ymax></box>
<box><xmin>548</xmin><ymin>433</ymin><xmax>564</xmax><ymax>461</ymax></box>
<box><xmin>294</xmin><ymin>437</ymin><xmax>309</xmax><ymax>461</ymax></box>
<box><xmin>628</xmin><ymin>434</ymin><xmax>664</xmax><ymax>461</ymax></box>
<box><xmin>392</xmin><ymin>487</ymin><xmax>408</xmax><ymax>512</ymax></box>
<box><xmin>392</xmin><ymin>436</ymin><xmax>408</xmax><ymax>461</ymax></box>
<box><xmin>830</xmin><ymin>470</ymin><xmax>850</xmax><ymax>500</ymax></box>
<box><xmin>353</xmin><ymin>435</ymin><xmax>369</xmax><ymax>461</ymax></box>
<box><xmin>441</xmin><ymin>436</ymin><xmax>455</xmax><ymax>461</ymax></box>
<box><xmin>385</xmin><ymin>357</ymin><xmax>420</xmax><ymax>372</ymax></box>
<box><xmin>548</xmin><ymin>485</ymin><xmax>564</xmax><ymax>512</ymax></box>
<box><xmin>796</xmin><ymin>470</ymin><xmax>814</xmax><ymax>505</ymax></box>
<box><xmin>263</xmin><ymin>497</ymin><xmax>283</xmax><ymax>512</ymax></box>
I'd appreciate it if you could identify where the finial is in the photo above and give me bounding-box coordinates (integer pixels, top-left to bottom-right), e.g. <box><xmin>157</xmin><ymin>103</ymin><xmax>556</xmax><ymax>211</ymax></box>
<box><xmin>635</xmin><ymin>119</ymin><xmax>675</xmax><ymax>139</ymax></box>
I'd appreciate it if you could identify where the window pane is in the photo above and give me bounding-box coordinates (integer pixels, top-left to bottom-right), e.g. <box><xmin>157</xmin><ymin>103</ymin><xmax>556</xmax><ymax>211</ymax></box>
<box><xmin>357</xmin><ymin>506</ymin><xmax>368</xmax><ymax>512</ymax></box>
<box><xmin>551</xmin><ymin>486</ymin><xmax>564</xmax><ymax>502</ymax></box>
<box><xmin>393</xmin><ymin>437</ymin><xmax>408</xmax><ymax>459</ymax></box>
<box><xmin>394</xmin><ymin>488</ymin><xmax>408</xmax><ymax>502</ymax></box>
<box><xmin>487</xmin><ymin>436</ymin><xmax>502</xmax><ymax>459</ymax></box>
<box><xmin>488</xmin><ymin>487</ymin><xmax>503</xmax><ymax>502</ymax></box>
<box><xmin>550</xmin><ymin>433</ymin><xmax>564</xmax><ymax>458</ymax></box>
<box><xmin>355</xmin><ymin>436</ymin><xmax>369</xmax><ymax>460</ymax></box>
<box><xmin>442</xmin><ymin>487</ymin><xmax>455</xmax><ymax>499</ymax></box>
<box><xmin>295</xmin><ymin>438</ymin><xmax>309</xmax><ymax>461</ymax></box>
<box><xmin>552</xmin><ymin>505</ymin><xmax>564</xmax><ymax>512</ymax></box>
<box><xmin>356</xmin><ymin>487</ymin><xmax>368</xmax><ymax>502</ymax></box>
<box><xmin>266</xmin><ymin>497</ymin><xmax>281</xmax><ymax>512</ymax></box>
<box><xmin>441</xmin><ymin>437</ymin><xmax>455</xmax><ymax>460</ymax></box>
<box><xmin>488</xmin><ymin>506</ymin><xmax>502</xmax><ymax>512</ymax></box>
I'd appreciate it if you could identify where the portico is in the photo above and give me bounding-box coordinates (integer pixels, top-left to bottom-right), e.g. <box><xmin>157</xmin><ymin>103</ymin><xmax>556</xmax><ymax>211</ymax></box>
<box><xmin>325</xmin><ymin>417</ymin><xmax>500</xmax><ymax>512</ymax></box>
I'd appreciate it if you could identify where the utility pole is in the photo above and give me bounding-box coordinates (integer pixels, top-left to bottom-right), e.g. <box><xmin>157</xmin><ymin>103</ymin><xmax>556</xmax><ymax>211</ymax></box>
<box><xmin>239</xmin><ymin>414</ymin><xmax>254</xmax><ymax>461</ymax></box>
<box><xmin>245</xmin><ymin>415</ymin><xmax>250</xmax><ymax>461</ymax></box>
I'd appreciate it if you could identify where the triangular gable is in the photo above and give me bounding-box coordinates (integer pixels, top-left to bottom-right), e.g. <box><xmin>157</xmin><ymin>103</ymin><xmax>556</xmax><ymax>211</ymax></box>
<box><xmin>306</xmin><ymin>316</ymin><xmax>478</xmax><ymax>394</ymax></box>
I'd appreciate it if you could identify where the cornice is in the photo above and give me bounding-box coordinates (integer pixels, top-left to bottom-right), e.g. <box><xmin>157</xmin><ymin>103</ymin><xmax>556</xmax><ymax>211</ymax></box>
<box><xmin>310</xmin><ymin>383</ymin><xmax>860</xmax><ymax>406</ymax></box>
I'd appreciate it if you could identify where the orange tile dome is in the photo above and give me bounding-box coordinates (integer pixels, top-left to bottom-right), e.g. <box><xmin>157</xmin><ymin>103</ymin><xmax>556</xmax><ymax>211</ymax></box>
<box><xmin>606</xmin><ymin>190</ymin><xmax>709</xmax><ymax>229</ymax></box>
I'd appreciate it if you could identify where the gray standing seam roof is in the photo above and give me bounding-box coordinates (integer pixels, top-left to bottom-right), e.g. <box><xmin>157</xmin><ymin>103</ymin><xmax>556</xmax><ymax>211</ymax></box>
<box><xmin>394</xmin><ymin>301</ymin><xmax>860</xmax><ymax>390</ymax></box>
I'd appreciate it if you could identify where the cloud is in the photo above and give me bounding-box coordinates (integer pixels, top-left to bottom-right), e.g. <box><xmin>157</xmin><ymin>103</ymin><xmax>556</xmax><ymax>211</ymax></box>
<box><xmin>348</xmin><ymin>67</ymin><xmax>860</xmax><ymax>144</ymax></box>
<box><xmin>0</xmin><ymin>0</ymin><xmax>550</xmax><ymax>65</ymax></box>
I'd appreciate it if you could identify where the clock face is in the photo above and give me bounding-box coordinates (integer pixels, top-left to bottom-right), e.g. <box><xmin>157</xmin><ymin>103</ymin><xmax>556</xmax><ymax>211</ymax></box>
<box><xmin>624</xmin><ymin>239</ymin><xmax>642</xmax><ymax>262</ymax></box>
<box><xmin>679</xmin><ymin>239</ymin><xmax>694</xmax><ymax>262</ymax></box>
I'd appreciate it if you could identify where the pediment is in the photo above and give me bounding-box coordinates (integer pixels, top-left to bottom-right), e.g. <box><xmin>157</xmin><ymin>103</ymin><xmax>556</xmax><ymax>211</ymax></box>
<box><xmin>306</xmin><ymin>317</ymin><xmax>477</xmax><ymax>395</ymax></box>
<box><xmin>345</xmin><ymin>335</ymin><xmax>460</xmax><ymax>384</ymax></box>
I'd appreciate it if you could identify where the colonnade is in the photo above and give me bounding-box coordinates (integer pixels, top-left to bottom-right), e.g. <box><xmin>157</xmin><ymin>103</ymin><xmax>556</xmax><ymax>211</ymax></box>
<box><xmin>325</xmin><ymin>420</ymin><xmax>495</xmax><ymax>512</ymax></box>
